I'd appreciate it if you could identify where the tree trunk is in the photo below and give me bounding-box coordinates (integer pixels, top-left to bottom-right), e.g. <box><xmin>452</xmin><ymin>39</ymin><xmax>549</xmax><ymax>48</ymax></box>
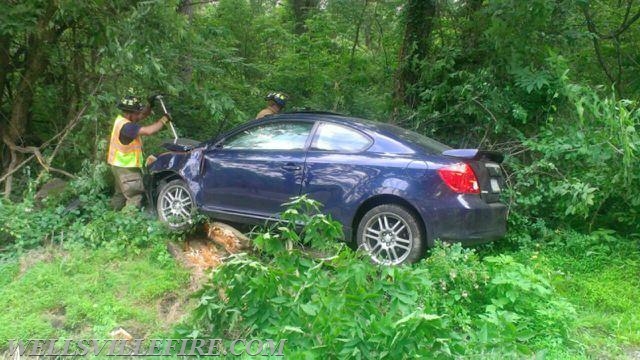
<box><xmin>0</xmin><ymin>34</ymin><xmax>10</xmax><ymax>109</ymax></box>
<box><xmin>393</xmin><ymin>0</ymin><xmax>437</xmax><ymax>111</ymax></box>
<box><xmin>393</xmin><ymin>0</ymin><xmax>437</xmax><ymax>108</ymax></box>
<box><xmin>2</xmin><ymin>4</ymin><xmax>58</xmax><ymax>197</ymax></box>
<box><xmin>0</xmin><ymin>34</ymin><xmax>10</xmax><ymax>173</ymax></box>
<box><xmin>461</xmin><ymin>0</ymin><xmax>484</xmax><ymax>62</ymax></box>
<box><xmin>290</xmin><ymin>0</ymin><xmax>318</xmax><ymax>34</ymax></box>
<box><xmin>178</xmin><ymin>0</ymin><xmax>196</xmax><ymax>83</ymax></box>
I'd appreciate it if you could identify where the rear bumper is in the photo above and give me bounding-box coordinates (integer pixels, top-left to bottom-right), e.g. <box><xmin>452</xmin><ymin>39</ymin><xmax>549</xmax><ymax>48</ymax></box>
<box><xmin>418</xmin><ymin>195</ymin><xmax>508</xmax><ymax>245</ymax></box>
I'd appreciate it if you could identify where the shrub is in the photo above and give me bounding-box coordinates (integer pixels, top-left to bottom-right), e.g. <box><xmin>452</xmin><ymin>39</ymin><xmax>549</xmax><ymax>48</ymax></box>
<box><xmin>0</xmin><ymin>161</ymin><xmax>177</xmax><ymax>257</ymax></box>
<box><xmin>507</xmin><ymin>81</ymin><xmax>639</xmax><ymax>234</ymax></box>
<box><xmin>180</xmin><ymin>200</ymin><xmax>575</xmax><ymax>358</ymax></box>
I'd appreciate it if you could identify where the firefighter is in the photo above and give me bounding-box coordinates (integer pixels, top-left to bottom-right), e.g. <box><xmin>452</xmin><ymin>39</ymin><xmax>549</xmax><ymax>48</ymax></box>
<box><xmin>256</xmin><ymin>92</ymin><xmax>287</xmax><ymax>119</ymax></box>
<box><xmin>107</xmin><ymin>95</ymin><xmax>170</xmax><ymax>209</ymax></box>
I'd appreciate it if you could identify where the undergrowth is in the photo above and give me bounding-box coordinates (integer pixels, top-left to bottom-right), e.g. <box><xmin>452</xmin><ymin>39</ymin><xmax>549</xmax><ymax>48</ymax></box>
<box><xmin>0</xmin><ymin>162</ymin><xmax>181</xmax><ymax>258</ymax></box>
<box><xmin>178</xmin><ymin>197</ymin><xmax>576</xmax><ymax>358</ymax></box>
<box><xmin>1</xmin><ymin>171</ymin><xmax>638</xmax><ymax>358</ymax></box>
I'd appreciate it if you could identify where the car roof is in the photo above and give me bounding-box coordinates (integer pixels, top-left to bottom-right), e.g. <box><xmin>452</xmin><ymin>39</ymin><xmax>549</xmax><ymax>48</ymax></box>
<box><xmin>256</xmin><ymin>111</ymin><xmax>388</xmax><ymax>132</ymax></box>
<box><xmin>251</xmin><ymin>111</ymin><xmax>450</xmax><ymax>155</ymax></box>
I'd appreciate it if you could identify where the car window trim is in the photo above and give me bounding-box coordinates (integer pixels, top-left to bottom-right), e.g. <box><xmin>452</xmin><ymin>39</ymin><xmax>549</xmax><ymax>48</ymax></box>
<box><xmin>309</xmin><ymin>121</ymin><xmax>373</xmax><ymax>154</ymax></box>
<box><xmin>305</xmin><ymin>120</ymin><xmax>321</xmax><ymax>150</ymax></box>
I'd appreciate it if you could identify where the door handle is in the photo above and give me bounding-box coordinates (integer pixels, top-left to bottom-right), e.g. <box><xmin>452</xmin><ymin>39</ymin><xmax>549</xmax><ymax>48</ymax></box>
<box><xmin>282</xmin><ymin>164</ymin><xmax>301</xmax><ymax>171</ymax></box>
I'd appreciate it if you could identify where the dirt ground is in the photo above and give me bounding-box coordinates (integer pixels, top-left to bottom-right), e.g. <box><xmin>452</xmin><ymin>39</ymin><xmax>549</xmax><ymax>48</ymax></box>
<box><xmin>167</xmin><ymin>221</ymin><xmax>251</xmax><ymax>291</ymax></box>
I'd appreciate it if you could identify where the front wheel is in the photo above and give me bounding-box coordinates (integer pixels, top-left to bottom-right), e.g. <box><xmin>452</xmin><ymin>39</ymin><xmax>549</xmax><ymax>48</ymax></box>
<box><xmin>356</xmin><ymin>204</ymin><xmax>425</xmax><ymax>265</ymax></box>
<box><xmin>156</xmin><ymin>179</ymin><xmax>195</xmax><ymax>231</ymax></box>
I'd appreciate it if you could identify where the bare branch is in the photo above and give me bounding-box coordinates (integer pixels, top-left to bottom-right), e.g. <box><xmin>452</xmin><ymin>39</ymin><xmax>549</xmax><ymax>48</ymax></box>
<box><xmin>179</xmin><ymin>0</ymin><xmax>218</xmax><ymax>9</ymax></box>
<box><xmin>0</xmin><ymin>157</ymin><xmax>27</xmax><ymax>184</ymax></box>
<box><xmin>602</xmin><ymin>1</ymin><xmax>640</xmax><ymax>39</ymax></box>
<box><xmin>582</xmin><ymin>4</ymin><xmax>619</xmax><ymax>94</ymax></box>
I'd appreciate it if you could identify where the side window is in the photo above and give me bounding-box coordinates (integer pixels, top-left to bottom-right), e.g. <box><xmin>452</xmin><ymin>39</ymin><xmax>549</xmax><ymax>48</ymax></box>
<box><xmin>312</xmin><ymin>123</ymin><xmax>371</xmax><ymax>152</ymax></box>
<box><xmin>224</xmin><ymin>122</ymin><xmax>313</xmax><ymax>150</ymax></box>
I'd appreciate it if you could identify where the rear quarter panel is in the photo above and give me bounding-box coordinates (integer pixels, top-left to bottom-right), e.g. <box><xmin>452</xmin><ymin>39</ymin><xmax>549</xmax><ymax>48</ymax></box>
<box><xmin>302</xmin><ymin>152</ymin><xmax>434</xmax><ymax>238</ymax></box>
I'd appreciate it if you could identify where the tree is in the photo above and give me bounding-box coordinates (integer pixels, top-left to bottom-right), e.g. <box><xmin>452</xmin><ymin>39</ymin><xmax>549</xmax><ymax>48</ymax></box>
<box><xmin>580</xmin><ymin>0</ymin><xmax>640</xmax><ymax>97</ymax></box>
<box><xmin>393</xmin><ymin>0</ymin><xmax>436</xmax><ymax>111</ymax></box>
<box><xmin>289</xmin><ymin>0</ymin><xmax>319</xmax><ymax>34</ymax></box>
<box><xmin>1</xmin><ymin>1</ymin><xmax>67</xmax><ymax>196</ymax></box>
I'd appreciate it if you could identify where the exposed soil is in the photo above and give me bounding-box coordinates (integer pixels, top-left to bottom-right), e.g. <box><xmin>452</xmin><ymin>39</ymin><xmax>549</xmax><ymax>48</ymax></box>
<box><xmin>18</xmin><ymin>246</ymin><xmax>65</xmax><ymax>277</ymax></box>
<box><xmin>45</xmin><ymin>306</ymin><xmax>66</xmax><ymax>330</ymax></box>
<box><xmin>626</xmin><ymin>348</ymin><xmax>640</xmax><ymax>360</ymax></box>
<box><xmin>157</xmin><ymin>292</ymin><xmax>182</xmax><ymax>325</ymax></box>
<box><xmin>167</xmin><ymin>221</ymin><xmax>251</xmax><ymax>291</ymax></box>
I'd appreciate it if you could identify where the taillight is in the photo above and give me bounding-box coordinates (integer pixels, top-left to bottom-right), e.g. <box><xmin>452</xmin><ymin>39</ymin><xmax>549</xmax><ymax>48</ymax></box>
<box><xmin>437</xmin><ymin>163</ymin><xmax>480</xmax><ymax>194</ymax></box>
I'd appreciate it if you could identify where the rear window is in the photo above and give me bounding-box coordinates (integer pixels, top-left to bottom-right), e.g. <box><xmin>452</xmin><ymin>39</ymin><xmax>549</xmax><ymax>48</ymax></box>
<box><xmin>379</xmin><ymin>124</ymin><xmax>451</xmax><ymax>154</ymax></box>
<box><xmin>312</xmin><ymin>123</ymin><xmax>371</xmax><ymax>152</ymax></box>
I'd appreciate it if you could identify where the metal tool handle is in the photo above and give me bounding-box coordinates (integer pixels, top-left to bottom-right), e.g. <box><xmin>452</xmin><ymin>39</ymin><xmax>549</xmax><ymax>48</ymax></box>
<box><xmin>156</xmin><ymin>96</ymin><xmax>178</xmax><ymax>144</ymax></box>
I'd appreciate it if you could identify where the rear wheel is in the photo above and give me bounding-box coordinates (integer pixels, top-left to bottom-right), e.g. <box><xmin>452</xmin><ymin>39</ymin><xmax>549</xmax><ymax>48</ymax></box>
<box><xmin>157</xmin><ymin>179</ymin><xmax>195</xmax><ymax>231</ymax></box>
<box><xmin>356</xmin><ymin>204</ymin><xmax>425</xmax><ymax>265</ymax></box>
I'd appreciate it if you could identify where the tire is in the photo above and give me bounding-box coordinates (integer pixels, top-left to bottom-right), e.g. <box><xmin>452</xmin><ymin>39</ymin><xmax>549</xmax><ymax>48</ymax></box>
<box><xmin>356</xmin><ymin>204</ymin><xmax>425</xmax><ymax>265</ymax></box>
<box><xmin>156</xmin><ymin>179</ymin><xmax>196</xmax><ymax>231</ymax></box>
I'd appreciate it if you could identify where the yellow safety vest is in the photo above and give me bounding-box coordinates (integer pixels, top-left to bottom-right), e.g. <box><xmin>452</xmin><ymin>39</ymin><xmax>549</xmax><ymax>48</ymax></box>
<box><xmin>107</xmin><ymin>115</ymin><xmax>143</xmax><ymax>168</ymax></box>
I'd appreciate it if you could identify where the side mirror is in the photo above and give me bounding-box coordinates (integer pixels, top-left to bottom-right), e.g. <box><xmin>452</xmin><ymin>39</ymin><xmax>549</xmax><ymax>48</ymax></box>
<box><xmin>208</xmin><ymin>141</ymin><xmax>223</xmax><ymax>150</ymax></box>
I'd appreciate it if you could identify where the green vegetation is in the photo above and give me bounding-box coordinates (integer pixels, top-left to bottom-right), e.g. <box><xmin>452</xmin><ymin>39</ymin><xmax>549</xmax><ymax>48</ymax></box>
<box><xmin>185</xmin><ymin>230</ymin><xmax>575</xmax><ymax>357</ymax></box>
<box><xmin>529</xmin><ymin>229</ymin><xmax>640</xmax><ymax>357</ymax></box>
<box><xmin>0</xmin><ymin>191</ymin><xmax>638</xmax><ymax>357</ymax></box>
<box><xmin>0</xmin><ymin>169</ymin><xmax>190</xmax><ymax>346</ymax></box>
<box><xmin>0</xmin><ymin>247</ymin><xmax>189</xmax><ymax>342</ymax></box>
<box><xmin>1</xmin><ymin>0</ymin><xmax>639</xmax><ymax>358</ymax></box>
<box><xmin>178</xmin><ymin>198</ymin><xmax>638</xmax><ymax>358</ymax></box>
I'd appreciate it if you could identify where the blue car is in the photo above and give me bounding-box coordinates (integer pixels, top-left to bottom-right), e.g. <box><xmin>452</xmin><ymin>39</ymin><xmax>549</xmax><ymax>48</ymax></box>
<box><xmin>147</xmin><ymin>112</ymin><xmax>507</xmax><ymax>265</ymax></box>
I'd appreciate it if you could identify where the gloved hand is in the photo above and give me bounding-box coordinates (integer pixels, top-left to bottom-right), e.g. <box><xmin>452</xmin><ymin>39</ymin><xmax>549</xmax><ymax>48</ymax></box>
<box><xmin>147</xmin><ymin>94</ymin><xmax>161</xmax><ymax>106</ymax></box>
<box><xmin>161</xmin><ymin>113</ymin><xmax>172</xmax><ymax>124</ymax></box>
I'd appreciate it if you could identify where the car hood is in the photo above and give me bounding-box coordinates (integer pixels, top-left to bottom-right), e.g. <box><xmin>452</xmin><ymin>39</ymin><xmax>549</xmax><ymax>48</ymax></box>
<box><xmin>160</xmin><ymin>138</ymin><xmax>203</xmax><ymax>152</ymax></box>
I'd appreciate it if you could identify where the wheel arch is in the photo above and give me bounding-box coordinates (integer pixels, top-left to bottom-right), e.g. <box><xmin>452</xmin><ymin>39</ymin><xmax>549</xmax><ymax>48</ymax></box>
<box><xmin>152</xmin><ymin>171</ymin><xmax>183</xmax><ymax>186</ymax></box>
<box><xmin>148</xmin><ymin>171</ymin><xmax>185</xmax><ymax>209</ymax></box>
<box><xmin>351</xmin><ymin>194</ymin><xmax>432</xmax><ymax>248</ymax></box>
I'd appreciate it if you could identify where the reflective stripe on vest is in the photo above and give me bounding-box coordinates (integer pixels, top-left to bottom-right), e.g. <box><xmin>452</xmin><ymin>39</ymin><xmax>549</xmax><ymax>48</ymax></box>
<box><xmin>107</xmin><ymin>115</ymin><xmax>143</xmax><ymax>168</ymax></box>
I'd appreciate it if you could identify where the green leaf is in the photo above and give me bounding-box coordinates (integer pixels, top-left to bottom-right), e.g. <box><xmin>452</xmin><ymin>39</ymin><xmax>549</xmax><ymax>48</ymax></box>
<box><xmin>282</xmin><ymin>326</ymin><xmax>305</xmax><ymax>334</ymax></box>
<box><xmin>300</xmin><ymin>302</ymin><xmax>319</xmax><ymax>316</ymax></box>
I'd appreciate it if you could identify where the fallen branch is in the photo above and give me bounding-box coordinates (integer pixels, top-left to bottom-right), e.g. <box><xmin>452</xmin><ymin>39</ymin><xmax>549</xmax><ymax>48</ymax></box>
<box><xmin>0</xmin><ymin>152</ymin><xmax>34</xmax><ymax>185</ymax></box>
<box><xmin>472</xmin><ymin>98</ymin><xmax>499</xmax><ymax>148</ymax></box>
<box><xmin>8</xmin><ymin>143</ymin><xmax>76</xmax><ymax>179</ymax></box>
<box><xmin>0</xmin><ymin>116</ymin><xmax>80</xmax><ymax>185</ymax></box>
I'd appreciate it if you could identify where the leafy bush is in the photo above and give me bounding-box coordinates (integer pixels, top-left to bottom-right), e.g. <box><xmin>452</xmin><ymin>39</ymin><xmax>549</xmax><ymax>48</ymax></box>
<box><xmin>180</xmin><ymin>201</ymin><xmax>574</xmax><ymax>358</ymax></box>
<box><xmin>0</xmin><ymin>162</ymin><xmax>177</xmax><ymax>257</ymax></box>
<box><xmin>508</xmin><ymin>80</ymin><xmax>640</xmax><ymax>234</ymax></box>
<box><xmin>252</xmin><ymin>195</ymin><xmax>344</xmax><ymax>253</ymax></box>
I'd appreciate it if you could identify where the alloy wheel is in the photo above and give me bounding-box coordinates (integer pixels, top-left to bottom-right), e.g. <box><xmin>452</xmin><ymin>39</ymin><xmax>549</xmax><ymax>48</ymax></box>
<box><xmin>159</xmin><ymin>183</ymin><xmax>193</xmax><ymax>228</ymax></box>
<box><xmin>362</xmin><ymin>212</ymin><xmax>413</xmax><ymax>265</ymax></box>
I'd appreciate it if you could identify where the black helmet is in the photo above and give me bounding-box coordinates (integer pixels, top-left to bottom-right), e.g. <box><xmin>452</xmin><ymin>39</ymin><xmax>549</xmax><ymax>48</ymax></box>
<box><xmin>117</xmin><ymin>95</ymin><xmax>144</xmax><ymax>113</ymax></box>
<box><xmin>265</xmin><ymin>92</ymin><xmax>287</xmax><ymax>107</ymax></box>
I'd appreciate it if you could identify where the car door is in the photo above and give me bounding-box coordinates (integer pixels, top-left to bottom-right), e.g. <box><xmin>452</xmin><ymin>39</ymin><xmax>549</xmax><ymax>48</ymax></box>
<box><xmin>302</xmin><ymin>122</ymin><xmax>376</xmax><ymax>224</ymax></box>
<box><xmin>199</xmin><ymin>120</ymin><xmax>314</xmax><ymax>218</ymax></box>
